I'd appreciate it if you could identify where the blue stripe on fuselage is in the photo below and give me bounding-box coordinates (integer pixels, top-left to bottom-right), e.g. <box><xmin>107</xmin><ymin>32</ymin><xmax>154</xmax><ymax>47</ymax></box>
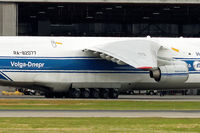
<box><xmin>0</xmin><ymin>56</ymin><xmax>200</xmax><ymax>72</ymax></box>
<box><xmin>0</xmin><ymin>57</ymin><xmax>137</xmax><ymax>71</ymax></box>
<box><xmin>1</xmin><ymin>56</ymin><xmax>200</xmax><ymax>82</ymax></box>
<box><xmin>0</xmin><ymin>72</ymin><xmax>9</xmax><ymax>80</ymax></box>
<box><xmin>174</xmin><ymin>57</ymin><xmax>200</xmax><ymax>71</ymax></box>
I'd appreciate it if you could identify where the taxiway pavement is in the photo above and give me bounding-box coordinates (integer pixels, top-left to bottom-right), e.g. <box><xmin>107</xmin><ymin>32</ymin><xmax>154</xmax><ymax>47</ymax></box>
<box><xmin>0</xmin><ymin>95</ymin><xmax>200</xmax><ymax>101</ymax></box>
<box><xmin>0</xmin><ymin>95</ymin><xmax>200</xmax><ymax>118</ymax></box>
<box><xmin>0</xmin><ymin>110</ymin><xmax>200</xmax><ymax>118</ymax></box>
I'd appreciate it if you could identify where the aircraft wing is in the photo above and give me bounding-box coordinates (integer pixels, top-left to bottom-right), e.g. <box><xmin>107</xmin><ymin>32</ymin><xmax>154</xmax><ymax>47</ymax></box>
<box><xmin>84</xmin><ymin>39</ymin><xmax>162</xmax><ymax>69</ymax></box>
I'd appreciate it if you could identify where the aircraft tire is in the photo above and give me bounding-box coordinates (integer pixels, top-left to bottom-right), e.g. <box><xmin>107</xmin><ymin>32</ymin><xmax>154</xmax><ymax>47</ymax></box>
<box><xmin>100</xmin><ymin>89</ymin><xmax>109</xmax><ymax>99</ymax></box>
<box><xmin>109</xmin><ymin>89</ymin><xmax>119</xmax><ymax>99</ymax></box>
<box><xmin>90</xmin><ymin>88</ymin><xmax>100</xmax><ymax>98</ymax></box>
<box><xmin>81</xmin><ymin>88</ymin><xmax>90</xmax><ymax>98</ymax></box>
<box><xmin>70</xmin><ymin>88</ymin><xmax>81</xmax><ymax>98</ymax></box>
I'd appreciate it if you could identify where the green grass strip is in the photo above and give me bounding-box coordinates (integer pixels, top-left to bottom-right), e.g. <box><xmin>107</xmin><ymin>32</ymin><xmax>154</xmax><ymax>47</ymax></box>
<box><xmin>0</xmin><ymin>99</ymin><xmax>200</xmax><ymax>110</ymax></box>
<box><xmin>0</xmin><ymin>117</ymin><xmax>200</xmax><ymax>133</ymax></box>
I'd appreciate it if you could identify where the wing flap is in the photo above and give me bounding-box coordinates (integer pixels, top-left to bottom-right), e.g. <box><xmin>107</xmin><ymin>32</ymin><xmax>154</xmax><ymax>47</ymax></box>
<box><xmin>85</xmin><ymin>39</ymin><xmax>161</xmax><ymax>69</ymax></box>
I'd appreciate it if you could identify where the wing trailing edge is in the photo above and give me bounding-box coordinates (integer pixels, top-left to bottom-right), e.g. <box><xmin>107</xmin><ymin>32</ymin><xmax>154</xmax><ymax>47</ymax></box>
<box><xmin>84</xmin><ymin>39</ymin><xmax>162</xmax><ymax>69</ymax></box>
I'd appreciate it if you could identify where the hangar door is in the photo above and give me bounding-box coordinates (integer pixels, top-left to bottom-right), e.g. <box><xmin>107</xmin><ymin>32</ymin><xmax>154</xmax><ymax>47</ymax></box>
<box><xmin>18</xmin><ymin>3</ymin><xmax>200</xmax><ymax>37</ymax></box>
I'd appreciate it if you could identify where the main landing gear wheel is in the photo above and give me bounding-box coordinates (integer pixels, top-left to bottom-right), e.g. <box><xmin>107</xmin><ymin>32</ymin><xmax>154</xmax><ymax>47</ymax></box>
<box><xmin>44</xmin><ymin>88</ymin><xmax>119</xmax><ymax>99</ymax></box>
<box><xmin>81</xmin><ymin>88</ymin><xmax>90</xmax><ymax>98</ymax></box>
<box><xmin>100</xmin><ymin>89</ymin><xmax>109</xmax><ymax>99</ymax></box>
<box><xmin>90</xmin><ymin>88</ymin><xmax>100</xmax><ymax>98</ymax></box>
<box><xmin>70</xmin><ymin>88</ymin><xmax>81</xmax><ymax>98</ymax></box>
<box><xmin>109</xmin><ymin>89</ymin><xmax>119</xmax><ymax>99</ymax></box>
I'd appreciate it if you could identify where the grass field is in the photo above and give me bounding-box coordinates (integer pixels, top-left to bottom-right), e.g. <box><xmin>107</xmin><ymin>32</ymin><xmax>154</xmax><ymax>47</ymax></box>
<box><xmin>0</xmin><ymin>99</ymin><xmax>200</xmax><ymax>110</ymax></box>
<box><xmin>0</xmin><ymin>117</ymin><xmax>200</xmax><ymax>133</ymax></box>
<box><xmin>0</xmin><ymin>100</ymin><xmax>200</xmax><ymax>133</ymax></box>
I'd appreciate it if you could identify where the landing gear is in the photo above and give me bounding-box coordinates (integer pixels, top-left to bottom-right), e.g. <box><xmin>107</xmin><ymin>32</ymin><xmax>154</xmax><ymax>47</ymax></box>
<box><xmin>109</xmin><ymin>89</ymin><xmax>119</xmax><ymax>99</ymax></box>
<box><xmin>100</xmin><ymin>89</ymin><xmax>109</xmax><ymax>99</ymax></box>
<box><xmin>90</xmin><ymin>88</ymin><xmax>100</xmax><ymax>98</ymax></box>
<box><xmin>81</xmin><ymin>88</ymin><xmax>90</xmax><ymax>98</ymax></box>
<box><xmin>44</xmin><ymin>88</ymin><xmax>119</xmax><ymax>99</ymax></box>
<box><xmin>70</xmin><ymin>88</ymin><xmax>81</xmax><ymax>98</ymax></box>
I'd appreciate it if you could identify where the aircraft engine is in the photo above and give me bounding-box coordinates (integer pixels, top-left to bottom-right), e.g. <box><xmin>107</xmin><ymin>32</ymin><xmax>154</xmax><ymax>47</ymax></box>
<box><xmin>149</xmin><ymin>61</ymin><xmax>189</xmax><ymax>83</ymax></box>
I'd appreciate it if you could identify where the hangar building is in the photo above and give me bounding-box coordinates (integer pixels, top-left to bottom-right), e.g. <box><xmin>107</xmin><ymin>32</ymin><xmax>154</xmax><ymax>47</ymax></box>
<box><xmin>1</xmin><ymin>0</ymin><xmax>200</xmax><ymax>37</ymax></box>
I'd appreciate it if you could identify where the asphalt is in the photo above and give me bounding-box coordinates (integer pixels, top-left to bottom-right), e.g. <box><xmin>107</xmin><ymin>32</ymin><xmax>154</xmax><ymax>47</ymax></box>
<box><xmin>0</xmin><ymin>110</ymin><xmax>200</xmax><ymax>118</ymax></box>
<box><xmin>119</xmin><ymin>95</ymin><xmax>200</xmax><ymax>101</ymax></box>
<box><xmin>0</xmin><ymin>95</ymin><xmax>200</xmax><ymax>118</ymax></box>
<box><xmin>1</xmin><ymin>95</ymin><xmax>200</xmax><ymax>101</ymax></box>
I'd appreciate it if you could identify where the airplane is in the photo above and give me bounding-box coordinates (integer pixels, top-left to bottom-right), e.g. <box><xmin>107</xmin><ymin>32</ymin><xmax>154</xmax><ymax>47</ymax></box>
<box><xmin>0</xmin><ymin>36</ymin><xmax>199</xmax><ymax>98</ymax></box>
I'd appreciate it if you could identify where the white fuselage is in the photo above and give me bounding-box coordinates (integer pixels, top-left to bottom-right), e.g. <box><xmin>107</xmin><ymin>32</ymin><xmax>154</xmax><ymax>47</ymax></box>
<box><xmin>0</xmin><ymin>36</ymin><xmax>200</xmax><ymax>91</ymax></box>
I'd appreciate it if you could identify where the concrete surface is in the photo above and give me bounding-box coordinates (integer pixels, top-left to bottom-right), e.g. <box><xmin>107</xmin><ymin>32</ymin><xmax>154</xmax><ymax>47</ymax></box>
<box><xmin>0</xmin><ymin>3</ymin><xmax>17</xmax><ymax>36</ymax></box>
<box><xmin>0</xmin><ymin>110</ymin><xmax>200</xmax><ymax>118</ymax></box>
<box><xmin>1</xmin><ymin>95</ymin><xmax>200</xmax><ymax>101</ymax></box>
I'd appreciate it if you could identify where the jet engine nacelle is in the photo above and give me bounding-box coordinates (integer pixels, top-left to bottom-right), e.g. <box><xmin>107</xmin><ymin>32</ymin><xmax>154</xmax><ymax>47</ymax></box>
<box><xmin>150</xmin><ymin>61</ymin><xmax>189</xmax><ymax>83</ymax></box>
